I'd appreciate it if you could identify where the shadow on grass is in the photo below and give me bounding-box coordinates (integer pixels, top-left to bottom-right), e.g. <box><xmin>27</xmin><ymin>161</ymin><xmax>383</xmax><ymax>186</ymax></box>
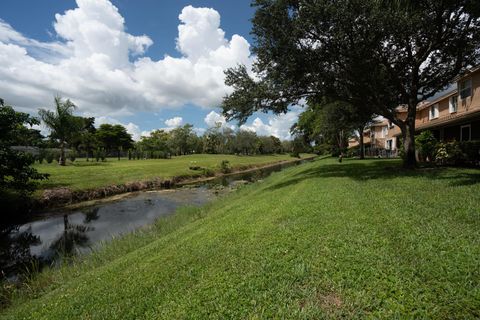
<box><xmin>265</xmin><ymin>159</ymin><xmax>480</xmax><ymax>191</ymax></box>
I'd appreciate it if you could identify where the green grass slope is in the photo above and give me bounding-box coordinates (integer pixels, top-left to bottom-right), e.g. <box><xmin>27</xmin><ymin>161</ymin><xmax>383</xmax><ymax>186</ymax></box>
<box><xmin>34</xmin><ymin>154</ymin><xmax>306</xmax><ymax>191</ymax></box>
<box><xmin>3</xmin><ymin>158</ymin><xmax>480</xmax><ymax>319</ymax></box>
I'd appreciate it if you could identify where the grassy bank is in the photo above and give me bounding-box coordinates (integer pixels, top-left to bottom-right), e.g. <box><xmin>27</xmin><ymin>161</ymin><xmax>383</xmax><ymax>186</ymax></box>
<box><xmin>3</xmin><ymin>158</ymin><xmax>479</xmax><ymax>318</ymax></box>
<box><xmin>34</xmin><ymin>154</ymin><xmax>308</xmax><ymax>191</ymax></box>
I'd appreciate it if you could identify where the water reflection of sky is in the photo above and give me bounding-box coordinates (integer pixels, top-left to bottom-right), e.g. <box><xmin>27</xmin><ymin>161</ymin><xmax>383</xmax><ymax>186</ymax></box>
<box><xmin>19</xmin><ymin>188</ymin><xmax>214</xmax><ymax>259</ymax></box>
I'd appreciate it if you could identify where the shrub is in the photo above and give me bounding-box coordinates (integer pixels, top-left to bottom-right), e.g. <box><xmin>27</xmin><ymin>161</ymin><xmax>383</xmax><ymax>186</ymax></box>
<box><xmin>100</xmin><ymin>149</ymin><xmax>106</xmax><ymax>161</ymax></box>
<box><xmin>94</xmin><ymin>148</ymin><xmax>100</xmax><ymax>162</ymax></box>
<box><xmin>52</xmin><ymin>151</ymin><xmax>61</xmax><ymax>163</ymax></box>
<box><xmin>37</xmin><ymin>150</ymin><xmax>45</xmax><ymax>164</ymax></box>
<box><xmin>435</xmin><ymin>143</ymin><xmax>449</xmax><ymax>165</ymax></box>
<box><xmin>220</xmin><ymin>160</ymin><xmax>232</xmax><ymax>174</ymax></box>
<box><xmin>69</xmin><ymin>151</ymin><xmax>77</xmax><ymax>162</ymax></box>
<box><xmin>435</xmin><ymin>140</ymin><xmax>468</xmax><ymax>166</ymax></box>
<box><xmin>45</xmin><ymin>152</ymin><xmax>54</xmax><ymax>164</ymax></box>
<box><xmin>416</xmin><ymin>131</ymin><xmax>437</xmax><ymax>162</ymax></box>
<box><xmin>460</xmin><ymin>140</ymin><xmax>480</xmax><ymax>163</ymax></box>
<box><xmin>313</xmin><ymin>143</ymin><xmax>331</xmax><ymax>155</ymax></box>
<box><xmin>202</xmin><ymin>168</ymin><xmax>215</xmax><ymax>177</ymax></box>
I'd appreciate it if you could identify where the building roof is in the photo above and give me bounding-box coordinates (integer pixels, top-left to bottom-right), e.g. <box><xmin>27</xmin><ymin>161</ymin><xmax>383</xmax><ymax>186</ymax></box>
<box><xmin>370</xmin><ymin>119</ymin><xmax>388</xmax><ymax>127</ymax></box>
<box><xmin>416</xmin><ymin>107</ymin><xmax>480</xmax><ymax>131</ymax></box>
<box><xmin>453</xmin><ymin>65</ymin><xmax>480</xmax><ymax>82</ymax></box>
<box><xmin>417</xmin><ymin>89</ymin><xmax>458</xmax><ymax>111</ymax></box>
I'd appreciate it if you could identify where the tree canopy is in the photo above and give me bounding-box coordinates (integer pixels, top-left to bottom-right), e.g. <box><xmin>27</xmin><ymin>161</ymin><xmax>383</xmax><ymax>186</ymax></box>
<box><xmin>96</xmin><ymin>124</ymin><xmax>134</xmax><ymax>159</ymax></box>
<box><xmin>0</xmin><ymin>99</ymin><xmax>48</xmax><ymax>225</ymax></box>
<box><xmin>223</xmin><ymin>0</ymin><xmax>480</xmax><ymax>167</ymax></box>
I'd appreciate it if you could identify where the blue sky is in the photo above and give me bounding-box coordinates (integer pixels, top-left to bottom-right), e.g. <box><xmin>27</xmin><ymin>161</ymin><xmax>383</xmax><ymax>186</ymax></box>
<box><xmin>0</xmin><ymin>0</ymin><xmax>301</xmax><ymax>140</ymax></box>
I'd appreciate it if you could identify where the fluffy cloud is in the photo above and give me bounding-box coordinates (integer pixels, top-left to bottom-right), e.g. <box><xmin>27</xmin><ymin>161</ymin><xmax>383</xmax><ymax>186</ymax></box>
<box><xmin>203</xmin><ymin>109</ymin><xmax>302</xmax><ymax>140</ymax></box>
<box><xmin>203</xmin><ymin>110</ymin><xmax>235</xmax><ymax>130</ymax></box>
<box><xmin>0</xmin><ymin>0</ymin><xmax>253</xmax><ymax>116</ymax></box>
<box><xmin>204</xmin><ymin>111</ymin><xmax>226</xmax><ymax>127</ymax></box>
<box><xmin>240</xmin><ymin>108</ymin><xmax>302</xmax><ymax>140</ymax></box>
<box><xmin>164</xmin><ymin>116</ymin><xmax>183</xmax><ymax>128</ymax></box>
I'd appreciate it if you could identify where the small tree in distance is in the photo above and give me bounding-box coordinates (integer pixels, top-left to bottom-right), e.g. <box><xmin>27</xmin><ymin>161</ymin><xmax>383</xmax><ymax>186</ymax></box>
<box><xmin>39</xmin><ymin>96</ymin><xmax>83</xmax><ymax>166</ymax></box>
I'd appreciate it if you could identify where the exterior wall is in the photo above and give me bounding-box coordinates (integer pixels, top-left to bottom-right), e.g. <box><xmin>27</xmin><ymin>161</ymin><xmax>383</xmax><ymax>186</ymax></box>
<box><xmin>349</xmin><ymin>68</ymin><xmax>480</xmax><ymax>154</ymax></box>
<box><xmin>459</xmin><ymin>68</ymin><xmax>480</xmax><ymax>112</ymax></box>
<box><xmin>348</xmin><ymin>131</ymin><xmax>371</xmax><ymax>149</ymax></box>
<box><xmin>370</xmin><ymin>124</ymin><xmax>387</xmax><ymax>149</ymax></box>
<box><xmin>417</xmin><ymin>69</ymin><xmax>480</xmax><ymax>132</ymax></box>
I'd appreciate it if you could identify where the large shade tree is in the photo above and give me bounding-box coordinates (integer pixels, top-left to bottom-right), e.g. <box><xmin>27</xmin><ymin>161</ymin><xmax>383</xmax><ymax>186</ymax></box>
<box><xmin>95</xmin><ymin>124</ymin><xmax>134</xmax><ymax>160</ymax></box>
<box><xmin>223</xmin><ymin>0</ymin><xmax>480</xmax><ymax>167</ymax></box>
<box><xmin>39</xmin><ymin>97</ymin><xmax>84</xmax><ymax>166</ymax></box>
<box><xmin>168</xmin><ymin>124</ymin><xmax>197</xmax><ymax>155</ymax></box>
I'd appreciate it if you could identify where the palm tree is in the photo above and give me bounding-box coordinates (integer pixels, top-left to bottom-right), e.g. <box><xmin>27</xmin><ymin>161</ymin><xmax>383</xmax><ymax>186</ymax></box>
<box><xmin>39</xmin><ymin>96</ymin><xmax>83</xmax><ymax>166</ymax></box>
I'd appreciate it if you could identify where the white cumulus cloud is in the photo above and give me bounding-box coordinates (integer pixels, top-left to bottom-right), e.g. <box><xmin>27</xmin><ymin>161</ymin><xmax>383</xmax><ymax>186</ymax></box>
<box><xmin>240</xmin><ymin>108</ymin><xmax>302</xmax><ymax>140</ymax></box>
<box><xmin>204</xmin><ymin>110</ymin><xmax>236</xmax><ymax>130</ymax></box>
<box><xmin>0</xmin><ymin>0</ymin><xmax>253</xmax><ymax>117</ymax></box>
<box><xmin>164</xmin><ymin>116</ymin><xmax>183</xmax><ymax>128</ymax></box>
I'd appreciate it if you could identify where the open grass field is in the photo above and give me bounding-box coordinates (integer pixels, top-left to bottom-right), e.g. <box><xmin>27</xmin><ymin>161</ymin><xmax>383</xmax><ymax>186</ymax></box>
<box><xmin>33</xmin><ymin>154</ymin><xmax>309</xmax><ymax>191</ymax></box>
<box><xmin>3</xmin><ymin>158</ymin><xmax>479</xmax><ymax>318</ymax></box>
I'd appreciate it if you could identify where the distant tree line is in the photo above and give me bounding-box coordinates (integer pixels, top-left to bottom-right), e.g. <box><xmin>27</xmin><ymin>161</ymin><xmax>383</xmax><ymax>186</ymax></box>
<box><xmin>135</xmin><ymin>123</ymin><xmax>308</xmax><ymax>159</ymax></box>
<box><xmin>4</xmin><ymin>96</ymin><xmax>312</xmax><ymax>166</ymax></box>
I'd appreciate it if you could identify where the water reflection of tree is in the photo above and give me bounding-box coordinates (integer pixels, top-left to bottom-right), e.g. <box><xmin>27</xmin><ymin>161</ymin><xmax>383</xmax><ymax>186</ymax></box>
<box><xmin>49</xmin><ymin>208</ymin><xmax>99</xmax><ymax>258</ymax></box>
<box><xmin>83</xmin><ymin>207</ymin><xmax>100</xmax><ymax>224</ymax></box>
<box><xmin>0</xmin><ymin>207</ymin><xmax>101</xmax><ymax>279</ymax></box>
<box><xmin>0</xmin><ymin>226</ymin><xmax>40</xmax><ymax>279</ymax></box>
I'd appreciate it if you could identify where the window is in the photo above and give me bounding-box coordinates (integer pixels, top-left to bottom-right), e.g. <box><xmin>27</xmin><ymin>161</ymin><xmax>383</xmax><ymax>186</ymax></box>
<box><xmin>460</xmin><ymin>125</ymin><xmax>471</xmax><ymax>141</ymax></box>
<box><xmin>382</xmin><ymin>126</ymin><xmax>388</xmax><ymax>138</ymax></box>
<box><xmin>386</xmin><ymin>139</ymin><xmax>393</xmax><ymax>150</ymax></box>
<box><xmin>459</xmin><ymin>79</ymin><xmax>472</xmax><ymax>99</ymax></box>
<box><xmin>429</xmin><ymin>104</ymin><xmax>439</xmax><ymax>120</ymax></box>
<box><xmin>449</xmin><ymin>95</ymin><xmax>458</xmax><ymax>113</ymax></box>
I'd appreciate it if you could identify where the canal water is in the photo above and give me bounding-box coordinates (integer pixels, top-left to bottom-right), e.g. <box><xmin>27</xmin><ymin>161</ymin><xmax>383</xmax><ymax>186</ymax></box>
<box><xmin>1</xmin><ymin>158</ymin><xmax>312</xmax><ymax>280</ymax></box>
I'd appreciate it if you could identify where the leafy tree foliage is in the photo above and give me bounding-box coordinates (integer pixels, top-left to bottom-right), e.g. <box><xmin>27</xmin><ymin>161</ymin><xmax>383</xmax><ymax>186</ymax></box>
<box><xmin>258</xmin><ymin>135</ymin><xmax>282</xmax><ymax>154</ymax></box>
<box><xmin>168</xmin><ymin>124</ymin><xmax>197</xmax><ymax>155</ymax></box>
<box><xmin>0</xmin><ymin>99</ymin><xmax>49</xmax><ymax>226</ymax></box>
<box><xmin>95</xmin><ymin>124</ymin><xmax>134</xmax><ymax>160</ymax></box>
<box><xmin>233</xmin><ymin>130</ymin><xmax>260</xmax><ymax>155</ymax></box>
<box><xmin>70</xmin><ymin>117</ymin><xmax>97</xmax><ymax>161</ymax></box>
<box><xmin>295</xmin><ymin>100</ymin><xmax>371</xmax><ymax>157</ymax></box>
<box><xmin>137</xmin><ymin>129</ymin><xmax>172</xmax><ymax>158</ymax></box>
<box><xmin>203</xmin><ymin>125</ymin><xmax>236</xmax><ymax>154</ymax></box>
<box><xmin>13</xmin><ymin>127</ymin><xmax>45</xmax><ymax>148</ymax></box>
<box><xmin>223</xmin><ymin>0</ymin><xmax>480</xmax><ymax>167</ymax></box>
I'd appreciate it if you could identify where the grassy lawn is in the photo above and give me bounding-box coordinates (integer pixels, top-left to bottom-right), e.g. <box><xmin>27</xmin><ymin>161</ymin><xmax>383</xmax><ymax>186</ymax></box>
<box><xmin>33</xmin><ymin>154</ymin><xmax>309</xmax><ymax>191</ymax></box>
<box><xmin>3</xmin><ymin>158</ymin><xmax>479</xmax><ymax>318</ymax></box>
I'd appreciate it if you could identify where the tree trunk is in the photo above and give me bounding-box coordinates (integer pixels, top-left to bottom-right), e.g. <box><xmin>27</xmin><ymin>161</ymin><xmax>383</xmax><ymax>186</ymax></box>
<box><xmin>117</xmin><ymin>149</ymin><xmax>121</xmax><ymax>160</ymax></box>
<box><xmin>402</xmin><ymin>104</ymin><xmax>417</xmax><ymax>168</ymax></box>
<box><xmin>358</xmin><ymin>126</ymin><xmax>365</xmax><ymax>159</ymax></box>
<box><xmin>59</xmin><ymin>141</ymin><xmax>66</xmax><ymax>166</ymax></box>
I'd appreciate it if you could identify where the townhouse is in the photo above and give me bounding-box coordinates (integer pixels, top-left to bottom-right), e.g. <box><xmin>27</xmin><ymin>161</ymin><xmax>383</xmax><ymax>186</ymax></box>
<box><xmin>349</xmin><ymin>66</ymin><xmax>480</xmax><ymax>155</ymax></box>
